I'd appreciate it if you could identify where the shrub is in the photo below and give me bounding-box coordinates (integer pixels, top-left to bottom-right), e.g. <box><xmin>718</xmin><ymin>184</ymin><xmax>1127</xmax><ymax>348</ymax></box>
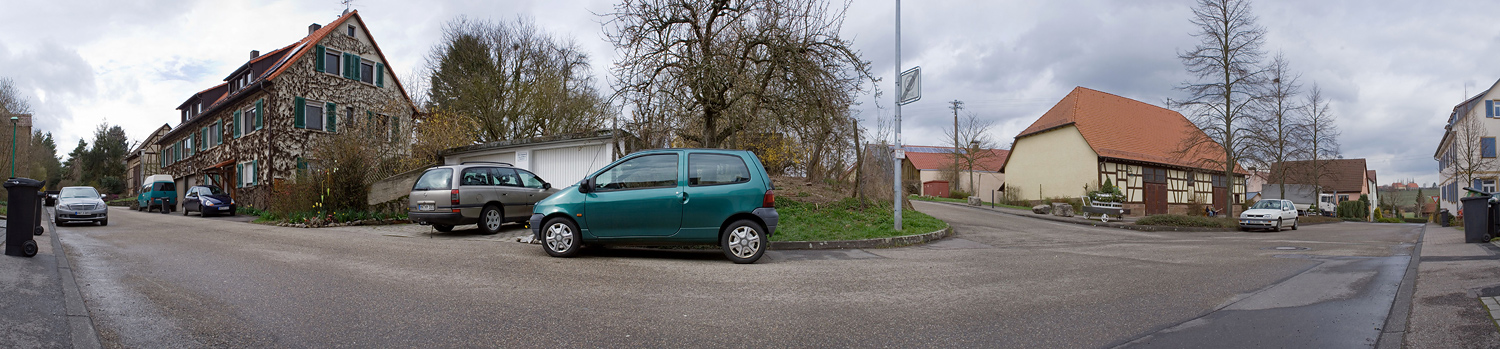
<box><xmin>1336</xmin><ymin>200</ymin><xmax>1369</xmax><ymax>220</ymax></box>
<box><xmin>1136</xmin><ymin>214</ymin><xmax>1235</xmax><ymax>228</ymax></box>
<box><xmin>1404</xmin><ymin>217</ymin><xmax>1429</xmax><ymax>224</ymax></box>
<box><xmin>1376</xmin><ymin>217</ymin><xmax>1403</xmax><ymax>223</ymax></box>
<box><xmin>949</xmin><ymin>189</ymin><xmax>971</xmax><ymax>200</ymax></box>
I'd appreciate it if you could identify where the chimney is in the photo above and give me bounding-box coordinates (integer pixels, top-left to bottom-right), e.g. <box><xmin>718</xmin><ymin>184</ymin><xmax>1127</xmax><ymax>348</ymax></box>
<box><xmin>308</xmin><ymin>23</ymin><xmax>322</xmax><ymax>36</ymax></box>
<box><xmin>250</xmin><ymin>50</ymin><xmax>260</xmax><ymax>59</ymax></box>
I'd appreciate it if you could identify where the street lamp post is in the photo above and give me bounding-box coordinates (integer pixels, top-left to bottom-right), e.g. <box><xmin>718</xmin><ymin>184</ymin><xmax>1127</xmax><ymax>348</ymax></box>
<box><xmin>9</xmin><ymin>116</ymin><xmax>17</xmax><ymax>179</ymax></box>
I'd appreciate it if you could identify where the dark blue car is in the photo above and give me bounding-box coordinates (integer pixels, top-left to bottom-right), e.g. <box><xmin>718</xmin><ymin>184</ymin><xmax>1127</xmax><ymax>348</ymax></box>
<box><xmin>183</xmin><ymin>185</ymin><xmax>236</xmax><ymax>217</ymax></box>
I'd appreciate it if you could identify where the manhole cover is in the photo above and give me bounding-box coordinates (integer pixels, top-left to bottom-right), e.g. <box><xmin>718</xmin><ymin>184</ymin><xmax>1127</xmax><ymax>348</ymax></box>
<box><xmin>1261</xmin><ymin>246</ymin><xmax>1309</xmax><ymax>251</ymax></box>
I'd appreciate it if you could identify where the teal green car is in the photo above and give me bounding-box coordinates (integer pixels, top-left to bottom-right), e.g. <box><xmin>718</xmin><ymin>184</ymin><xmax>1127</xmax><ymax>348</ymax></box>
<box><xmin>530</xmin><ymin>149</ymin><xmax>779</xmax><ymax>264</ymax></box>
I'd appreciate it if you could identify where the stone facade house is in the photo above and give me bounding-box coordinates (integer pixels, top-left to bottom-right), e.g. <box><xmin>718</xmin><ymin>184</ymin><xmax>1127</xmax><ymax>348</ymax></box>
<box><xmin>154</xmin><ymin>10</ymin><xmax>416</xmax><ymax>209</ymax></box>
<box><xmin>1002</xmin><ymin>87</ymin><xmax>1247</xmax><ymax>216</ymax></box>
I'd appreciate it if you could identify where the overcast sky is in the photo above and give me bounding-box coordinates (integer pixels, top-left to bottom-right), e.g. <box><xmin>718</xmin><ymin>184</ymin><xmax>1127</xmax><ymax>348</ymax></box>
<box><xmin>0</xmin><ymin>0</ymin><xmax>1489</xmax><ymax>186</ymax></box>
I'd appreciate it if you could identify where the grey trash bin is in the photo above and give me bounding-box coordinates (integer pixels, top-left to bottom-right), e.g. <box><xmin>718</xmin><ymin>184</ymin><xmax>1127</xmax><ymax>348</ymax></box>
<box><xmin>1461</xmin><ymin>196</ymin><xmax>1493</xmax><ymax>243</ymax></box>
<box><xmin>1441</xmin><ymin>209</ymin><xmax>1452</xmax><ymax>227</ymax></box>
<box><xmin>4</xmin><ymin>177</ymin><xmax>43</xmax><ymax>257</ymax></box>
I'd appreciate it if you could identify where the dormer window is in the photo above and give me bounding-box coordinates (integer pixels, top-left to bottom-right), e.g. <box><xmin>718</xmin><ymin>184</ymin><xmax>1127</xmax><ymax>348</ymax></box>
<box><xmin>346</xmin><ymin>25</ymin><xmax>355</xmax><ymax>37</ymax></box>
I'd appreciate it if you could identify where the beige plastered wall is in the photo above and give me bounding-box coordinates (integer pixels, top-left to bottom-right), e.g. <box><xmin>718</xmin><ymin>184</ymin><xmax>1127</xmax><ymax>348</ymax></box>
<box><xmin>1005</xmin><ymin>125</ymin><xmax>1099</xmax><ymax>201</ymax></box>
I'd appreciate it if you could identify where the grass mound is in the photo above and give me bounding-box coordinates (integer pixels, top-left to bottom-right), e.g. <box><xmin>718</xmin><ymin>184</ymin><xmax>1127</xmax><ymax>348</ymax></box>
<box><xmin>772</xmin><ymin>197</ymin><xmax>947</xmax><ymax>242</ymax></box>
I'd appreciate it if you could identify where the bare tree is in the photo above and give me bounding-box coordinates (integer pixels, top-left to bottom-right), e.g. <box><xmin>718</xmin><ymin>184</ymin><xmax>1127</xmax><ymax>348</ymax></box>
<box><xmin>605</xmin><ymin>0</ymin><xmax>876</xmax><ymax>149</ymax></box>
<box><xmin>1171</xmin><ymin>0</ymin><xmax>1268</xmax><ymax>216</ymax></box>
<box><xmin>425</xmin><ymin>16</ymin><xmax>608</xmax><ymax>142</ymax></box>
<box><xmin>1246</xmin><ymin>53</ymin><xmax>1304</xmax><ymax>199</ymax></box>
<box><xmin>1299</xmin><ymin>84</ymin><xmax>1341</xmax><ymax>195</ymax></box>
<box><xmin>1441</xmin><ymin>95</ymin><xmax>1492</xmax><ymax>193</ymax></box>
<box><xmin>0</xmin><ymin>77</ymin><xmax>30</xmax><ymax>116</ymax></box>
<box><xmin>942</xmin><ymin>113</ymin><xmax>999</xmax><ymax>198</ymax></box>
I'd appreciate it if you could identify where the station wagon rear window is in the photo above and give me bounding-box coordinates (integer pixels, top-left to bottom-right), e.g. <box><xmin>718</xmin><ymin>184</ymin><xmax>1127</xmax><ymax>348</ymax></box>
<box><xmin>414</xmin><ymin>169</ymin><xmax>453</xmax><ymax>191</ymax></box>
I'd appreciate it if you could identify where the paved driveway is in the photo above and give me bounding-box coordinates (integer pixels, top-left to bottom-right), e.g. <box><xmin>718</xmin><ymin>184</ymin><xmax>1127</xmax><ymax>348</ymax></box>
<box><xmin>55</xmin><ymin>202</ymin><xmax>1421</xmax><ymax>347</ymax></box>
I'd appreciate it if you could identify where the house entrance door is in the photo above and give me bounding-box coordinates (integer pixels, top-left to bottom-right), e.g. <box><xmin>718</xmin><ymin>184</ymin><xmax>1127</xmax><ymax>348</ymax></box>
<box><xmin>1212</xmin><ymin>174</ymin><xmax>1229</xmax><ymax>214</ymax></box>
<box><xmin>1143</xmin><ymin>167</ymin><xmax>1168</xmax><ymax>215</ymax></box>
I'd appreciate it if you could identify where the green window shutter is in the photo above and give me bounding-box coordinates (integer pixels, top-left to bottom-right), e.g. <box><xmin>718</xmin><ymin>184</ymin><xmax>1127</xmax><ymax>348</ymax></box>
<box><xmin>233</xmin><ymin>111</ymin><xmax>242</xmax><ymax>138</ymax></box>
<box><xmin>325</xmin><ymin>102</ymin><xmax>337</xmax><ymax>133</ymax></box>
<box><xmin>236</xmin><ymin>163</ymin><xmax>243</xmax><ymax>188</ymax></box>
<box><xmin>253</xmin><ymin>159</ymin><xmax>259</xmax><ymax>186</ymax></box>
<box><xmin>391</xmin><ymin>116</ymin><xmax>399</xmax><ymax>141</ymax></box>
<box><xmin>341</xmin><ymin>53</ymin><xmax>351</xmax><ymax>79</ymax></box>
<box><xmin>314</xmin><ymin>45</ymin><xmax>325</xmax><ymax>73</ymax></box>
<box><xmin>375</xmin><ymin>62</ymin><xmax>384</xmax><ymax>87</ymax></box>
<box><xmin>254</xmin><ymin>99</ymin><xmax>264</xmax><ymax>130</ymax></box>
<box><xmin>200</xmin><ymin>128</ymin><xmax>207</xmax><ymax>150</ymax></box>
<box><xmin>294</xmin><ymin>97</ymin><xmax>305</xmax><ymax>128</ymax></box>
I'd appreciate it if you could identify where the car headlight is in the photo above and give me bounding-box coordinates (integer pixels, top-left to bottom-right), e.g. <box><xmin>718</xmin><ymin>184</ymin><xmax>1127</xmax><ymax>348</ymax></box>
<box><xmin>205</xmin><ymin>201</ymin><xmax>216</xmax><ymax>206</ymax></box>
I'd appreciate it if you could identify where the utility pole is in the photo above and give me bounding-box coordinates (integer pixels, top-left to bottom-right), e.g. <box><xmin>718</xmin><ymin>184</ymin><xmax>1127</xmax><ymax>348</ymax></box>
<box><xmin>893</xmin><ymin>0</ymin><xmax>903</xmax><ymax>231</ymax></box>
<box><xmin>949</xmin><ymin>100</ymin><xmax>963</xmax><ymax>193</ymax></box>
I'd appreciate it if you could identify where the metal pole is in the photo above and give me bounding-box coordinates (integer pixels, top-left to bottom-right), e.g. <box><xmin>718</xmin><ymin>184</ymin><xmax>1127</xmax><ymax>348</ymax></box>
<box><xmin>9</xmin><ymin>117</ymin><xmax>16</xmax><ymax>178</ymax></box>
<box><xmin>893</xmin><ymin>0</ymin><xmax>903</xmax><ymax>231</ymax></box>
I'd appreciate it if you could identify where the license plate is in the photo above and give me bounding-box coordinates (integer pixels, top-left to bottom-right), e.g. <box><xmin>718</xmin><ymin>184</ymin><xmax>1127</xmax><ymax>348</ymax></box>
<box><xmin>219</xmin><ymin>206</ymin><xmax>231</xmax><ymax>210</ymax></box>
<box><xmin>418</xmin><ymin>204</ymin><xmax>435</xmax><ymax>211</ymax></box>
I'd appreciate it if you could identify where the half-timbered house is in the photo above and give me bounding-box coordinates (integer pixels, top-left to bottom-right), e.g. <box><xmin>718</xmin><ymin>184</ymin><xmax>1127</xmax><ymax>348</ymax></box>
<box><xmin>1001</xmin><ymin>87</ymin><xmax>1247</xmax><ymax>216</ymax></box>
<box><xmin>154</xmin><ymin>10</ymin><xmax>416</xmax><ymax>209</ymax></box>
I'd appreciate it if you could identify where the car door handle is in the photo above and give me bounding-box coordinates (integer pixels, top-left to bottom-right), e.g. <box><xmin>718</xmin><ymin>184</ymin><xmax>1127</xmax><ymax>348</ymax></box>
<box><xmin>678</xmin><ymin>192</ymin><xmax>689</xmax><ymax>203</ymax></box>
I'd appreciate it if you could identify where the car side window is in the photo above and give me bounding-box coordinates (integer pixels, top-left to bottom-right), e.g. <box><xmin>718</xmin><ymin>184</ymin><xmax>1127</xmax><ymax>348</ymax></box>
<box><xmin>688</xmin><ymin>153</ymin><xmax>751</xmax><ymax>186</ymax></box>
<box><xmin>490</xmin><ymin>168</ymin><xmax>520</xmax><ymax>187</ymax></box>
<box><xmin>460</xmin><ymin>167</ymin><xmax>493</xmax><ymax>186</ymax></box>
<box><xmin>516</xmin><ymin>170</ymin><xmax>546</xmax><ymax>189</ymax></box>
<box><xmin>594</xmin><ymin>154</ymin><xmax>679</xmax><ymax>191</ymax></box>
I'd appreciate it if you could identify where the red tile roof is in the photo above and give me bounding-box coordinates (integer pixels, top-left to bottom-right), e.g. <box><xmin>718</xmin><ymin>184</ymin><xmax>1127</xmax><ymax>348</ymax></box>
<box><xmin>1011</xmin><ymin>87</ymin><xmax>1244</xmax><ymax>174</ymax></box>
<box><xmin>903</xmin><ymin>146</ymin><xmax>1009</xmax><ymax>172</ymax></box>
<box><xmin>1268</xmin><ymin>159</ymin><xmax>1370</xmax><ymax>193</ymax></box>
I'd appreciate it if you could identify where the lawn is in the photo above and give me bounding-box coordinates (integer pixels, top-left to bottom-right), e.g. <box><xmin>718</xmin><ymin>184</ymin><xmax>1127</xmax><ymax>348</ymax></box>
<box><xmin>772</xmin><ymin>197</ymin><xmax>948</xmax><ymax>242</ymax></box>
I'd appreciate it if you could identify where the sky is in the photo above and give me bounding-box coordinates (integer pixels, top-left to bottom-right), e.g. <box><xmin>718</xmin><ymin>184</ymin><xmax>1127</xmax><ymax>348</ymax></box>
<box><xmin>0</xmin><ymin>0</ymin><xmax>1491</xmax><ymax>186</ymax></box>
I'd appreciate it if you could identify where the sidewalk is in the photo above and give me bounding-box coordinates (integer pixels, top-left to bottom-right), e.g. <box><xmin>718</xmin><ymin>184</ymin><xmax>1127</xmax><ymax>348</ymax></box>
<box><xmin>0</xmin><ymin>213</ymin><xmax>102</xmax><ymax>348</ymax></box>
<box><xmin>1402</xmin><ymin>223</ymin><xmax>1500</xmax><ymax>347</ymax></box>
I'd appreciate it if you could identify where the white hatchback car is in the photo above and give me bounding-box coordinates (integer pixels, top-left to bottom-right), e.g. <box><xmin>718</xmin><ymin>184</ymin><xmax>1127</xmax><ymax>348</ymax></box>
<box><xmin>1239</xmin><ymin>199</ymin><xmax>1298</xmax><ymax>232</ymax></box>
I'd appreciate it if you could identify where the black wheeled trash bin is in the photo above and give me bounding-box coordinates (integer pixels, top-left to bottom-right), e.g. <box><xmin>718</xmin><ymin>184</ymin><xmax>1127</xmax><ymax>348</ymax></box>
<box><xmin>1461</xmin><ymin>196</ymin><xmax>1493</xmax><ymax>243</ymax></box>
<box><xmin>4</xmin><ymin>178</ymin><xmax>43</xmax><ymax>257</ymax></box>
<box><xmin>1441</xmin><ymin>209</ymin><xmax>1452</xmax><ymax>227</ymax></box>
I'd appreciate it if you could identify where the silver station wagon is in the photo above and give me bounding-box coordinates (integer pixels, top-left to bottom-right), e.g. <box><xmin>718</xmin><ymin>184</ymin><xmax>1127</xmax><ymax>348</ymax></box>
<box><xmin>408</xmin><ymin>162</ymin><xmax>559</xmax><ymax>234</ymax></box>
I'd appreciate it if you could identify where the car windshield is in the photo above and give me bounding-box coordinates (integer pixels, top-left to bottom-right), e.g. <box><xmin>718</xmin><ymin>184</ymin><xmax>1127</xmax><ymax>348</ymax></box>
<box><xmin>1250</xmin><ymin>200</ymin><xmax>1281</xmax><ymax>210</ymax></box>
<box><xmin>60</xmin><ymin>187</ymin><xmax>99</xmax><ymax>199</ymax></box>
<box><xmin>201</xmin><ymin>186</ymin><xmax>227</xmax><ymax>195</ymax></box>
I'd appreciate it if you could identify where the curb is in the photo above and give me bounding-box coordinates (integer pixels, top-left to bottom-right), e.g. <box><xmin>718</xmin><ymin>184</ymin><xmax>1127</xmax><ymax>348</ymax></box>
<box><xmin>1376</xmin><ymin>223</ymin><xmax>1425</xmax><ymax>348</ymax></box>
<box><xmin>770</xmin><ymin>225</ymin><xmax>952</xmax><ymax>250</ymax></box>
<box><xmin>43</xmin><ymin>208</ymin><xmax>103</xmax><ymax>349</ymax></box>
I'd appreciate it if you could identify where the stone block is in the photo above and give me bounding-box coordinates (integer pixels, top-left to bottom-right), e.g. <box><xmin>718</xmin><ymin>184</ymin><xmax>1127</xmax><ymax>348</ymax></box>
<box><xmin>967</xmin><ymin>196</ymin><xmax>981</xmax><ymax>206</ymax></box>
<box><xmin>1032</xmin><ymin>205</ymin><xmax>1049</xmax><ymax>214</ymax></box>
<box><xmin>1051</xmin><ymin>203</ymin><xmax>1074</xmax><ymax>217</ymax></box>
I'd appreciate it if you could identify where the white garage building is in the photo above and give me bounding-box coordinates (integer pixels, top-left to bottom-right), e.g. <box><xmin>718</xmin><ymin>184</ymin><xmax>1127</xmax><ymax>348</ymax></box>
<box><xmin>440</xmin><ymin>130</ymin><xmax>630</xmax><ymax>187</ymax></box>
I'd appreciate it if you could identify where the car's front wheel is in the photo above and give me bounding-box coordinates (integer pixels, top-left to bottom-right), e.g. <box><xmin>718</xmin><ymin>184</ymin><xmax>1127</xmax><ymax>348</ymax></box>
<box><xmin>542</xmin><ymin>217</ymin><xmax>581</xmax><ymax>257</ymax></box>
<box><xmin>722</xmin><ymin>220</ymin><xmax>766</xmax><ymax>264</ymax></box>
<box><xmin>100</xmin><ymin>218</ymin><xmax>108</xmax><ymax>226</ymax></box>
<box><xmin>1273</xmin><ymin>218</ymin><xmax>1283</xmax><ymax>232</ymax></box>
<box><xmin>479</xmin><ymin>205</ymin><xmax>504</xmax><ymax>235</ymax></box>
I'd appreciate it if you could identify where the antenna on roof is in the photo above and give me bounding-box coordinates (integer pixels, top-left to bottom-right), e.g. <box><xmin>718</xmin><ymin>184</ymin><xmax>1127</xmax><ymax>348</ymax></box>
<box><xmin>341</xmin><ymin>0</ymin><xmax>354</xmax><ymax>15</ymax></box>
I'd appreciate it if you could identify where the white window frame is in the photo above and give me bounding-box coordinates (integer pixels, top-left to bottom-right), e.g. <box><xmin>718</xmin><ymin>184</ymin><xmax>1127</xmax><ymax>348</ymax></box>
<box><xmin>359</xmin><ymin>59</ymin><xmax>375</xmax><ymax>84</ymax></box>
<box><xmin>324</xmin><ymin>48</ymin><xmax>342</xmax><ymax>76</ymax></box>
<box><xmin>304</xmin><ymin>99</ymin><xmax>326</xmax><ymax>132</ymax></box>
<box><xmin>346</xmin><ymin>24</ymin><xmax>355</xmax><ymax>37</ymax></box>
<box><xmin>240</xmin><ymin>160</ymin><xmax>257</xmax><ymax>188</ymax></box>
<box><xmin>242</xmin><ymin>106</ymin><xmax>258</xmax><ymax>136</ymax></box>
<box><xmin>1485</xmin><ymin>179</ymin><xmax>1496</xmax><ymax>193</ymax></box>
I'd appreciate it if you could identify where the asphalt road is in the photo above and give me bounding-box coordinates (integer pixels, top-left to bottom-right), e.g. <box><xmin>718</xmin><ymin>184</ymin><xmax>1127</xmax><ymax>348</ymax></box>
<box><xmin>55</xmin><ymin>202</ymin><xmax>1421</xmax><ymax>348</ymax></box>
